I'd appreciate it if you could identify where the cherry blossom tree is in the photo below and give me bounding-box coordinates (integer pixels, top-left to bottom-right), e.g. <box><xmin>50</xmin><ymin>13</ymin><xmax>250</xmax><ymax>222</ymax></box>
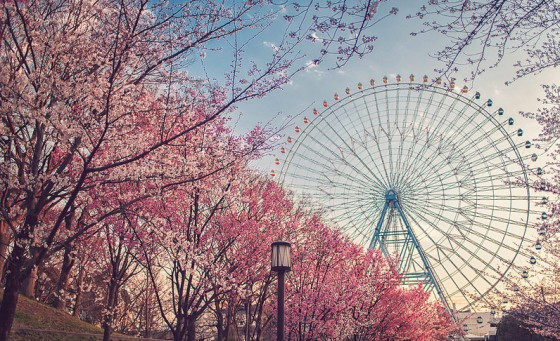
<box><xmin>139</xmin><ymin>184</ymin><xmax>235</xmax><ymax>340</ymax></box>
<box><xmin>201</xmin><ymin>176</ymin><xmax>457</xmax><ymax>340</ymax></box>
<box><xmin>98</xmin><ymin>214</ymin><xmax>144</xmax><ymax>341</ymax></box>
<box><xmin>283</xmin><ymin>215</ymin><xmax>457</xmax><ymax>340</ymax></box>
<box><xmin>210</xmin><ymin>176</ymin><xmax>302</xmax><ymax>340</ymax></box>
<box><xmin>0</xmin><ymin>0</ymin><xmax>400</xmax><ymax>337</ymax></box>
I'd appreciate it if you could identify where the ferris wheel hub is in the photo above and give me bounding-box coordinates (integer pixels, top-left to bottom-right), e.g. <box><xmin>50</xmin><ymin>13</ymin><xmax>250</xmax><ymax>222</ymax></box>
<box><xmin>385</xmin><ymin>189</ymin><xmax>398</xmax><ymax>201</ymax></box>
<box><xmin>384</xmin><ymin>189</ymin><xmax>402</xmax><ymax>207</ymax></box>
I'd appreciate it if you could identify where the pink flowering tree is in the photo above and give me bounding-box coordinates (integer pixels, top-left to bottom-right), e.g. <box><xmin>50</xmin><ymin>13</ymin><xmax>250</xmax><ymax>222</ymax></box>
<box><xmin>284</xmin><ymin>215</ymin><xmax>457</xmax><ymax>340</ymax></box>
<box><xmin>139</xmin><ymin>184</ymin><xmax>236</xmax><ymax>341</ymax></box>
<box><xmin>0</xmin><ymin>0</ymin><xmax>399</xmax><ymax>337</ymax></box>
<box><xmin>210</xmin><ymin>176</ymin><xmax>303</xmax><ymax>340</ymax></box>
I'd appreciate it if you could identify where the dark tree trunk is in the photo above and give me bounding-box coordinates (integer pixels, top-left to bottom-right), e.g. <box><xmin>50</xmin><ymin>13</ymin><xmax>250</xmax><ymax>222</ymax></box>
<box><xmin>215</xmin><ymin>301</ymin><xmax>224</xmax><ymax>341</ymax></box>
<box><xmin>143</xmin><ymin>279</ymin><xmax>151</xmax><ymax>338</ymax></box>
<box><xmin>102</xmin><ymin>278</ymin><xmax>119</xmax><ymax>341</ymax></box>
<box><xmin>54</xmin><ymin>246</ymin><xmax>75</xmax><ymax>310</ymax></box>
<box><xmin>224</xmin><ymin>308</ymin><xmax>232</xmax><ymax>341</ymax></box>
<box><xmin>73</xmin><ymin>265</ymin><xmax>85</xmax><ymax>317</ymax></box>
<box><xmin>174</xmin><ymin>315</ymin><xmax>184</xmax><ymax>341</ymax></box>
<box><xmin>186</xmin><ymin>315</ymin><xmax>196</xmax><ymax>341</ymax></box>
<box><xmin>0</xmin><ymin>221</ymin><xmax>11</xmax><ymax>283</ymax></box>
<box><xmin>0</xmin><ymin>244</ymin><xmax>26</xmax><ymax>340</ymax></box>
<box><xmin>20</xmin><ymin>248</ymin><xmax>39</xmax><ymax>298</ymax></box>
<box><xmin>21</xmin><ymin>265</ymin><xmax>37</xmax><ymax>298</ymax></box>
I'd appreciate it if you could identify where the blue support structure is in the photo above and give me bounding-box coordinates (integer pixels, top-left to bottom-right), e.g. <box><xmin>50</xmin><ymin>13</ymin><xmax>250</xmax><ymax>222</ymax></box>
<box><xmin>369</xmin><ymin>190</ymin><xmax>451</xmax><ymax>312</ymax></box>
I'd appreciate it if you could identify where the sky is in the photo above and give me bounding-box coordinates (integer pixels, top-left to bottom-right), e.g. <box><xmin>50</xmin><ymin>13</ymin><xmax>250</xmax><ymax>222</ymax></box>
<box><xmin>225</xmin><ymin>1</ymin><xmax>559</xmax><ymax>171</ymax></box>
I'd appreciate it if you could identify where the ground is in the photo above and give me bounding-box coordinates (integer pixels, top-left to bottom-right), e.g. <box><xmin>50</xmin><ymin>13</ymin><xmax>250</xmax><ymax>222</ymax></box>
<box><xmin>1</xmin><ymin>290</ymin><xmax>152</xmax><ymax>340</ymax></box>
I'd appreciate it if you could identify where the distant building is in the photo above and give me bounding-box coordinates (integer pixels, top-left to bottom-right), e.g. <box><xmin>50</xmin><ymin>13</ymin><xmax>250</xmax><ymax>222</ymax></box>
<box><xmin>455</xmin><ymin>311</ymin><xmax>499</xmax><ymax>341</ymax></box>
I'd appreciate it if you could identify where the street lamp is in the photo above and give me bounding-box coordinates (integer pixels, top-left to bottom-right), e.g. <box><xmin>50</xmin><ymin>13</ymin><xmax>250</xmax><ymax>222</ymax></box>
<box><xmin>271</xmin><ymin>241</ymin><xmax>291</xmax><ymax>341</ymax></box>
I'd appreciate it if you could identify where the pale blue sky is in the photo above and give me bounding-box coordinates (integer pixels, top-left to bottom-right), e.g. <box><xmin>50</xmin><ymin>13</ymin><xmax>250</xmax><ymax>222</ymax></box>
<box><xmin>212</xmin><ymin>1</ymin><xmax>559</xmax><ymax>172</ymax></box>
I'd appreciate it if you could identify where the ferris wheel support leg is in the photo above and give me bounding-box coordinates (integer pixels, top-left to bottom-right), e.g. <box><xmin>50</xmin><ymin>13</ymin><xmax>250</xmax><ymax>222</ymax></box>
<box><xmin>370</xmin><ymin>189</ymin><xmax>452</xmax><ymax>313</ymax></box>
<box><xmin>369</xmin><ymin>203</ymin><xmax>389</xmax><ymax>251</ymax></box>
<box><xmin>394</xmin><ymin>201</ymin><xmax>451</xmax><ymax>313</ymax></box>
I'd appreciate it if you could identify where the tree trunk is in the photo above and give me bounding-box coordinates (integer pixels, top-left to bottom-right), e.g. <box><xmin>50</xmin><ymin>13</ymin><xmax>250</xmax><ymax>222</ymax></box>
<box><xmin>186</xmin><ymin>315</ymin><xmax>196</xmax><ymax>341</ymax></box>
<box><xmin>0</xmin><ymin>221</ymin><xmax>11</xmax><ymax>283</ymax></box>
<box><xmin>173</xmin><ymin>315</ymin><xmax>184</xmax><ymax>341</ymax></box>
<box><xmin>102</xmin><ymin>278</ymin><xmax>118</xmax><ymax>341</ymax></box>
<box><xmin>54</xmin><ymin>246</ymin><xmax>75</xmax><ymax>310</ymax></box>
<box><xmin>143</xmin><ymin>274</ymin><xmax>152</xmax><ymax>338</ymax></box>
<box><xmin>0</xmin><ymin>243</ymin><xmax>26</xmax><ymax>340</ymax></box>
<box><xmin>73</xmin><ymin>265</ymin><xmax>85</xmax><ymax>317</ymax></box>
<box><xmin>21</xmin><ymin>265</ymin><xmax>37</xmax><ymax>298</ymax></box>
<box><xmin>215</xmin><ymin>299</ymin><xmax>224</xmax><ymax>341</ymax></box>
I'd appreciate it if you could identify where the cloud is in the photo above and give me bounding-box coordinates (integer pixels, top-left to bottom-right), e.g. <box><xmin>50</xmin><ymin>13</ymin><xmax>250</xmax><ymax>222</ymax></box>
<box><xmin>304</xmin><ymin>60</ymin><xmax>324</xmax><ymax>77</ymax></box>
<box><xmin>309</xmin><ymin>31</ymin><xmax>323</xmax><ymax>42</ymax></box>
<box><xmin>263</xmin><ymin>41</ymin><xmax>279</xmax><ymax>52</ymax></box>
<box><xmin>305</xmin><ymin>60</ymin><xmax>319</xmax><ymax>70</ymax></box>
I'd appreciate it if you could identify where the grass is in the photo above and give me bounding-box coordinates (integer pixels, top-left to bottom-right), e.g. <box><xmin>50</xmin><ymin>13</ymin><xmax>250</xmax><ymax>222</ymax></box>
<box><xmin>0</xmin><ymin>290</ymin><xmax>143</xmax><ymax>340</ymax></box>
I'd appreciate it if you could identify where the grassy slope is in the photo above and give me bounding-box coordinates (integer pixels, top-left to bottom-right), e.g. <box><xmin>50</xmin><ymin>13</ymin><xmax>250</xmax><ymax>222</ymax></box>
<box><xmin>1</xmin><ymin>290</ymin><xmax>140</xmax><ymax>340</ymax></box>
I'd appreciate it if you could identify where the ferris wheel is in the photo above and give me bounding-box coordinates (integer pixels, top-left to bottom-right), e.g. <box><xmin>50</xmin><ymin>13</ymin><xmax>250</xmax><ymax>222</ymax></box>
<box><xmin>274</xmin><ymin>75</ymin><xmax>542</xmax><ymax>311</ymax></box>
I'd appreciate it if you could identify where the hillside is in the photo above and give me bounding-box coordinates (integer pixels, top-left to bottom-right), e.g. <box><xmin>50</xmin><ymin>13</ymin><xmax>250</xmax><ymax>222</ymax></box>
<box><xmin>1</xmin><ymin>291</ymin><xmax>147</xmax><ymax>340</ymax></box>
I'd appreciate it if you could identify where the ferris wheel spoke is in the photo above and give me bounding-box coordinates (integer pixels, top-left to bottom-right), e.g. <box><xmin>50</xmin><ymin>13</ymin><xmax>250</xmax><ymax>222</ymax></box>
<box><xmin>414</xmin><ymin>89</ymin><xmax>439</xmax><ymax>136</ymax></box>
<box><xmin>455</xmin><ymin>133</ymin><xmax>527</xmax><ymax>170</ymax></box>
<box><xmin>408</xmin><ymin>198</ymin><xmax>527</xmax><ymax>235</ymax></box>
<box><xmin>393</xmin><ymin>87</ymin><xmax>413</xmax><ymax>182</ymax></box>
<box><xmin>369</xmin><ymin>89</ymin><xmax>398</xmax><ymax>185</ymax></box>
<box><xmin>438</xmin><ymin>247</ymin><xmax>494</xmax><ymax>308</ymax></box>
<box><xmin>424</xmin><ymin>194</ymin><xmax>531</xmax><ymax>201</ymax></box>
<box><xmin>395</xmin><ymin>134</ymin><xmax>439</xmax><ymax>188</ymax></box>
<box><xmin>420</xmin><ymin>182</ymin><xmax>523</xmax><ymax>195</ymax></box>
<box><xmin>348</xmin><ymin>99</ymin><xmax>398</xmax><ymax>187</ymax></box>
<box><xmin>383</xmin><ymin>87</ymin><xmax>397</xmax><ymax>185</ymax></box>
<box><xmin>406</xmin><ymin>135</ymin><xmax>490</xmax><ymax>190</ymax></box>
<box><xmin>287</xmin><ymin>134</ymin><xmax>386</xmax><ymax>191</ymax></box>
<box><xmin>420</xmin><ymin>168</ymin><xmax>523</xmax><ymax>192</ymax></box>
<box><xmin>322</xmin><ymin>115</ymin><xmax>392</xmax><ymax>188</ymax></box>
<box><xmin>337</xmin><ymin>198</ymin><xmax>383</xmax><ymax>216</ymax></box>
<box><xmin>402</xmin><ymin>108</ymin><xmax>516</xmax><ymax>186</ymax></box>
<box><xmin>406</xmin><ymin>203</ymin><xmax>526</xmax><ymax>259</ymax></box>
<box><xmin>425</xmin><ymin>89</ymin><xmax>463</xmax><ymax>140</ymax></box>
<box><xmin>405</xmin><ymin>209</ymin><xmax>497</xmax><ymax>304</ymax></box>
<box><xmin>463</xmin><ymin>145</ymin><xmax>526</xmax><ymax>171</ymax></box>
<box><xmin>330</xmin><ymin>204</ymin><xmax>379</xmax><ymax>238</ymax></box>
<box><xmin>421</xmin><ymin>158</ymin><xmax>527</xmax><ymax>191</ymax></box>
<box><xmin>281</xmin><ymin>164</ymin><xmax>372</xmax><ymax>193</ymax></box>
<box><xmin>462</xmin><ymin>200</ymin><xmax>539</xmax><ymax>216</ymax></box>
<box><xmin>397</xmin><ymin>90</ymin><xmax>448</xmax><ymax>184</ymax></box>
<box><xmin>405</xmin><ymin>211</ymin><xmax>485</xmax><ymax>307</ymax></box>
<box><xmin>466</xmin><ymin>149</ymin><xmax>530</xmax><ymax>174</ymax></box>
<box><xmin>396</xmin><ymin>90</ymin><xmax>430</xmax><ymax>186</ymax></box>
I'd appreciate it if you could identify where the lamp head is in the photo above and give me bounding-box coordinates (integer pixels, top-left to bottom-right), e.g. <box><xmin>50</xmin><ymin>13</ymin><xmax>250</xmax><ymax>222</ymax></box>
<box><xmin>271</xmin><ymin>240</ymin><xmax>292</xmax><ymax>272</ymax></box>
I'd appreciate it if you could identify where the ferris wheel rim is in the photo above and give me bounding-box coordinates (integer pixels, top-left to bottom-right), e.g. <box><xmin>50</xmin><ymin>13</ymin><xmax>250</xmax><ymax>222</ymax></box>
<box><xmin>276</xmin><ymin>80</ymin><xmax>533</xmax><ymax>310</ymax></box>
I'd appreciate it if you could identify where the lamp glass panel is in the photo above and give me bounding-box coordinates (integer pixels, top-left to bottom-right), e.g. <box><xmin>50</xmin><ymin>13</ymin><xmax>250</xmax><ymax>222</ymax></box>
<box><xmin>271</xmin><ymin>242</ymin><xmax>292</xmax><ymax>269</ymax></box>
<box><xmin>272</xmin><ymin>247</ymin><xmax>279</xmax><ymax>267</ymax></box>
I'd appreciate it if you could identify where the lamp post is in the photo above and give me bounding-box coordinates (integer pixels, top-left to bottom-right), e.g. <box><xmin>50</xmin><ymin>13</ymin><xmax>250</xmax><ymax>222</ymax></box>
<box><xmin>271</xmin><ymin>241</ymin><xmax>291</xmax><ymax>341</ymax></box>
